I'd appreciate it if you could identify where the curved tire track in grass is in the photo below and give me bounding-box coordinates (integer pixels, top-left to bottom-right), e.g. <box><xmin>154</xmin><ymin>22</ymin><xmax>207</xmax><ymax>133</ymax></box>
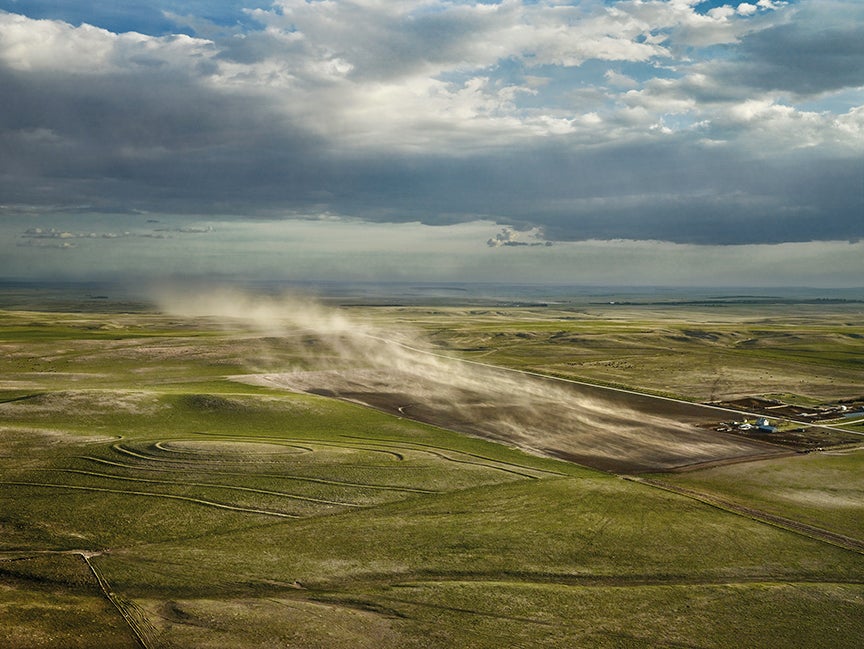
<box><xmin>111</xmin><ymin>443</ymin><xmax>311</xmax><ymax>466</ymax></box>
<box><xmin>115</xmin><ymin>439</ymin><xmax>405</xmax><ymax>464</ymax></box>
<box><xmin>41</xmin><ymin>431</ymin><xmax>568</xmax><ymax>529</ymax></box>
<box><xmin>400</xmin><ymin>447</ymin><xmax>541</xmax><ymax>479</ymax></box>
<box><xmin>39</xmin><ymin>469</ymin><xmax>364</xmax><ymax>508</ymax></box>
<box><xmin>190</xmin><ymin>431</ymin><xmax>408</xmax><ymax>461</ymax></box>
<box><xmin>339</xmin><ymin>435</ymin><xmax>567</xmax><ymax>479</ymax></box>
<box><xmin>191</xmin><ymin>431</ymin><xmax>546</xmax><ymax>479</ymax></box>
<box><xmin>113</xmin><ymin>435</ymin><xmax>545</xmax><ymax>483</ymax></box>
<box><xmin>0</xmin><ymin>481</ymin><xmax>300</xmax><ymax>519</ymax></box>
<box><xmin>153</xmin><ymin>440</ymin><xmax>315</xmax><ymax>455</ymax></box>
<box><xmin>77</xmin><ymin>456</ymin><xmax>438</xmax><ymax>494</ymax></box>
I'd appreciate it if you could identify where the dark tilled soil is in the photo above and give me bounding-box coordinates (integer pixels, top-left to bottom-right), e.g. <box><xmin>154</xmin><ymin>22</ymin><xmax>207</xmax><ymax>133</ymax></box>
<box><xmin>247</xmin><ymin>366</ymin><xmax>788</xmax><ymax>474</ymax></box>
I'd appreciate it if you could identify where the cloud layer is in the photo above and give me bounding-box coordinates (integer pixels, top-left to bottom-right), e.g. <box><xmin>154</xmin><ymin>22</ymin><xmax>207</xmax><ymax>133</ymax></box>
<box><xmin>0</xmin><ymin>0</ymin><xmax>862</xmax><ymax>249</ymax></box>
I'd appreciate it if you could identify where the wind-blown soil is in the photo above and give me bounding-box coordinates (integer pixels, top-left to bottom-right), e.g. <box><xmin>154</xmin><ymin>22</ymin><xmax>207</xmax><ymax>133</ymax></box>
<box><xmin>239</xmin><ymin>363</ymin><xmax>785</xmax><ymax>473</ymax></box>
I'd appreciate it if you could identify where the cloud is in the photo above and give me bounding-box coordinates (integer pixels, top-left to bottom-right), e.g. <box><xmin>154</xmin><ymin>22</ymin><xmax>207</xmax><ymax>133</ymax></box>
<box><xmin>18</xmin><ymin>225</ymin><xmax>191</xmax><ymax>242</ymax></box>
<box><xmin>3</xmin><ymin>216</ymin><xmax>861</xmax><ymax>287</ymax></box>
<box><xmin>0</xmin><ymin>12</ymin><xmax>213</xmax><ymax>73</ymax></box>
<box><xmin>0</xmin><ymin>1</ymin><xmax>861</xmax><ymax>254</ymax></box>
<box><xmin>154</xmin><ymin>225</ymin><xmax>213</xmax><ymax>233</ymax></box>
<box><xmin>486</xmin><ymin>226</ymin><xmax>551</xmax><ymax>248</ymax></box>
<box><xmin>21</xmin><ymin>227</ymin><xmax>76</xmax><ymax>239</ymax></box>
<box><xmin>701</xmin><ymin>1</ymin><xmax>864</xmax><ymax>96</ymax></box>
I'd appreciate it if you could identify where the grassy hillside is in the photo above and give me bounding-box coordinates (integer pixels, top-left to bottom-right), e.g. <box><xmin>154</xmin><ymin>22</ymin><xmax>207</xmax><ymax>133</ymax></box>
<box><xmin>397</xmin><ymin>304</ymin><xmax>864</xmax><ymax>402</ymax></box>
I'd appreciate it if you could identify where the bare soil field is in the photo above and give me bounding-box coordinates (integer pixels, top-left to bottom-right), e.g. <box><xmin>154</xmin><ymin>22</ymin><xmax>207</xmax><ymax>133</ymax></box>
<box><xmin>245</xmin><ymin>361</ymin><xmax>787</xmax><ymax>473</ymax></box>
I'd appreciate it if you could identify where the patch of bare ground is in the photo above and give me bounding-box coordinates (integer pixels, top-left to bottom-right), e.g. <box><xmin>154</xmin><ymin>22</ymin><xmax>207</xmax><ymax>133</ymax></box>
<box><xmin>0</xmin><ymin>380</ymin><xmax>45</xmax><ymax>390</ymax></box>
<box><xmin>0</xmin><ymin>390</ymin><xmax>164</xmax><ymax>417</ymax></box>
<box><xmin>239</xmin><ymin>365</ymin><xmax>786</xmax><ymax>474</ymax></box>
<box><xmin>779</xmin><ymin>489</ymin><xmax>864</xmax><ymax>509</ymax></box>
<box><xmin>0</xmin><ymin>427</ymin><xmax>118</xmax><ymax>449</ymax></box>
<box><xmin>134</xmin><ymin>596</ymin><xmax>404</xmax><ymax>649</ymax></box>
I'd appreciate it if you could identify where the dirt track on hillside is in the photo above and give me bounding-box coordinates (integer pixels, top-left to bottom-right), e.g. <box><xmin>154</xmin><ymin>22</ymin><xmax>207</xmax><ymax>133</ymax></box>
<box><xmin>631</xmin><ymin>477</ymin><xmax>864</xmax><ymax>554</ymax></box>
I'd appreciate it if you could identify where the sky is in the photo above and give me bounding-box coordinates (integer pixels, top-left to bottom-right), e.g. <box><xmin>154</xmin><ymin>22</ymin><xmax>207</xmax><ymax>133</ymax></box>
<box><xmin>0</xmin><ymin>0</ymin><xmax>862</xmax><ymax>287</ymax></box>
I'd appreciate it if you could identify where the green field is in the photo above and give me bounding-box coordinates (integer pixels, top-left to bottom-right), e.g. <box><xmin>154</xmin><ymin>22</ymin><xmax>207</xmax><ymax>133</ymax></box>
<box><xmin>1</xmin><ymin>295</ymin><xmax>862</xmax><ymax>647</ymax></box>
<box><xmin>658</xmin><ymin>449</ymin><xmax>864</xmax><ymax>541</ymax></box>
<box><xmin>397</xmin><ymin>304</ymin><xmax>864</xmax><ymax>402</ymax></box>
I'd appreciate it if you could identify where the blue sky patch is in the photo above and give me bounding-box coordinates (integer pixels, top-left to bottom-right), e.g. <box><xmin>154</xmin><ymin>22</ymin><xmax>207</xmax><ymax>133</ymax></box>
<box><xmin>0</xmin><ymin>0</ymin><xmax>271</xmax><ymax>35</ymax></box>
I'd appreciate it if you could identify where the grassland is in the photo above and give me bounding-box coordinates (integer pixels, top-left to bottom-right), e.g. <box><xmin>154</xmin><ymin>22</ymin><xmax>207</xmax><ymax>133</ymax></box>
<box><xmin>1</xmin><ymin>294</ymin><xmax>862</xmax><ymax>647</ymax></box>
<box><xmin>656</xmin><ymin>449</ymin><xmax>864</xmax><ymax>541</ymax></box>
<box><xmin>392</xmin><ymin>303</ymin><xmax>864</xmax><ymax>402</ymax></box>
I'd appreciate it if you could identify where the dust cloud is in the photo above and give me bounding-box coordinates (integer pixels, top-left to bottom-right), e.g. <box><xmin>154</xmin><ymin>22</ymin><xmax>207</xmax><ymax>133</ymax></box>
<box><xmin>154</xmin><ymin>287</ymin><xmax>783</xmax><ymax>472</ymax></box>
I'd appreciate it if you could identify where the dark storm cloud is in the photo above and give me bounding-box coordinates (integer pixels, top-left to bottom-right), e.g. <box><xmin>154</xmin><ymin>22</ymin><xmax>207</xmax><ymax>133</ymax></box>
<box><xmin>308</xmin><ymin>139</ymin><xmax>863</xmax><ymax>245</ymax></box>
<box><xmin>1</xmin><ymin>49</ymin><xmax>860</xmax><ymax>244</ymax></box>
<box><xmin>0</xmin><ymin>58</ymin><xmax>324</xmax><ymax>212</ymax></box>
<box><xmin>708</xmin><ymin>2</ymin><xmax>864</xmax><ymax>96</ymax></box>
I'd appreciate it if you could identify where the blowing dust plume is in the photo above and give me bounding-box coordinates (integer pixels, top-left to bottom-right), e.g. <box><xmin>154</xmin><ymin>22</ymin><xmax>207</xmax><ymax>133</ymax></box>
<box><xmin>154</xmin><ymin>287</ymin><xmax>781</xmax><ymax>472</ymax></box>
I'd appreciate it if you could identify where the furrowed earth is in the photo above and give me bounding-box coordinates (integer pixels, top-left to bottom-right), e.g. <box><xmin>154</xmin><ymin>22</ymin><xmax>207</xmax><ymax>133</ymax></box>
<box><xmin>244</xmin><ymin>365</ymin><xmax>787</xmax><ymax>473</ymax></box>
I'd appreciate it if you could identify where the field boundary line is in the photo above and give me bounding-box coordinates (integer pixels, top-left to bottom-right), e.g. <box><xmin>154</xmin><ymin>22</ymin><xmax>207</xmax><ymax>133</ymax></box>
<box><xmin>626</xmin><ymin>477</ymin><xmax>864</xmax><ymax>555</ymax></box>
